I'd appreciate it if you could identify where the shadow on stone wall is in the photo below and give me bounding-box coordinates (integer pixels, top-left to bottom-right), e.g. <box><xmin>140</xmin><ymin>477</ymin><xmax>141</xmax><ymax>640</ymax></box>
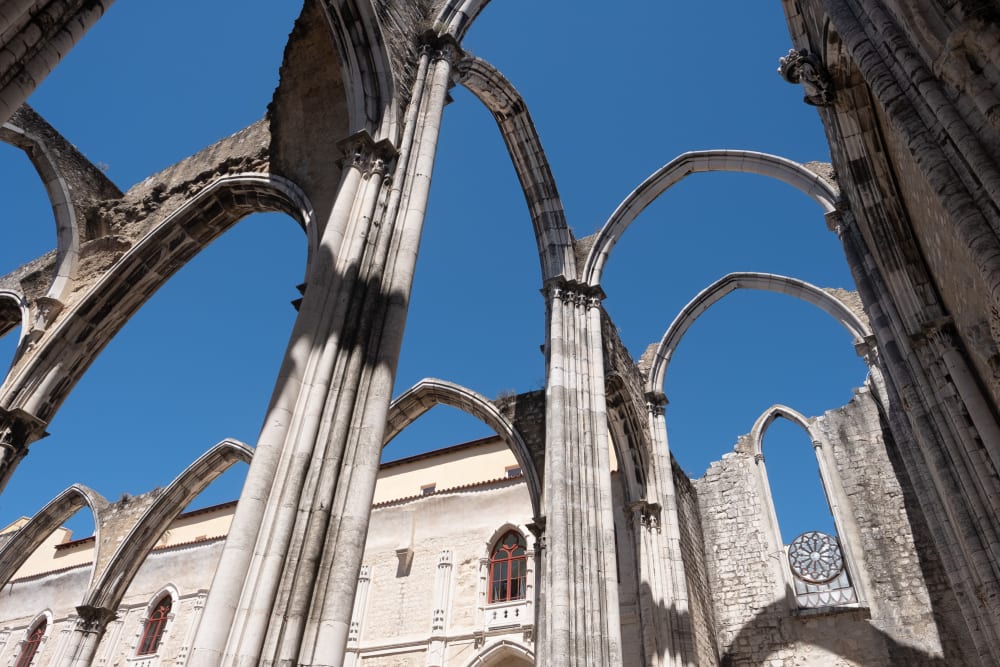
<box><xmin>717</xmin><ymin>598</ymin><xmax>950</xmax><ymax>666</ymax></box>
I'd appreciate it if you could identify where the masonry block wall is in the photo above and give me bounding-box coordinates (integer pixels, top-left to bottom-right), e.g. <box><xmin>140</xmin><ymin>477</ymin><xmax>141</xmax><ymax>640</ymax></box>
<box><xmin>690</xmin><ymin>390</ymin><xmax>955</xmax><ymax>665</ymax></box>
<box><xmin>672</xmin><ymin>460</ymin><xmax>718</xmax><ymax>666</ymax></box>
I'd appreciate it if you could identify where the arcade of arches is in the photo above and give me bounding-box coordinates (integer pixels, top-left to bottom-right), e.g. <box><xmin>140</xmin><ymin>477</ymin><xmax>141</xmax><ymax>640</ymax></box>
<box><xmin>0</xmin><ymin>1</ymin><xmax>999</xmax><ymax>665</ymax></box>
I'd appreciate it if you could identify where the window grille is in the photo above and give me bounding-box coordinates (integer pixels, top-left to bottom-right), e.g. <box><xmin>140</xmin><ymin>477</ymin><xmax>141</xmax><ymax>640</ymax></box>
<box><xmin>488</xmin><ymin>531</ymin><xmax>527</xmax><ymax>603</ymax></box>
<box><xmin>14</xmin><ymin>619</ymin><xmax>45</xmax><ymax>667</ymax></box>
<box><xmin>137</xmin><ymin>595</ymin><xmax>172</xmax><ymax>656</ymax></box>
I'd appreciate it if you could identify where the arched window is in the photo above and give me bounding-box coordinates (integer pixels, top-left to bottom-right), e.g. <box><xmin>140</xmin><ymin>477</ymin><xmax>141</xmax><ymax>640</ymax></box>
<box><xmin>14</xmin><ymin>618</ymin><xmax>45</xmax><ymax>667</ymax></box>
<box><xmin>137</xmin><ymin>595</ymin><xmax>172</xmax><ymax>656</ymax></box>
<box><xmin>489</xmin><ymin>531</ymin><xmax>527</xmax><ymax>603</ymax></box>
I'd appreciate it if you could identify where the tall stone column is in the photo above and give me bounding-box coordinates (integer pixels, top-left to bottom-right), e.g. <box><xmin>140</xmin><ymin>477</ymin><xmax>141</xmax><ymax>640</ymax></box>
<box><xmin>637</xmin><ymin>397</ymin><xmax>695</xmax><ymax>667</ymax></box>
<box><xmin>189</xmin><ymin>40</ymin><xmax>456</xmax><ymax>667</ymax></box>
<box><xmin>58</xmin><ymin>605</ymin><xmax>116</xmax><ymax>667</ymax></box>
<box><xmin>832</xmin><ymin>207</ymin><xmax>1000</xmax><ymax>663</ymax></box>
<box><xmin>540</xmin><ymin>281</ymin><xmax>622</xmax><ymax>666</ymax></box>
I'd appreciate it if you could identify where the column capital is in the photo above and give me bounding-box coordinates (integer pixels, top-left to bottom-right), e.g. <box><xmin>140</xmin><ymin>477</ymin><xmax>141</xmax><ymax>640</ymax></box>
<box><xmin>542</xmin><ymin>278</ymin><xmax>605</xmax><ymax>308</ymax></box>
<box><xmin>417</xmin><ymin>32</ymin><xmax>464</xmax><ymax>64</ymax></box>
<box><xmin>74</xmin><ymin>605</ymin><xmax>117</xmax><ymax>634</ymax></box>
<box><xmin>0</xmin><ymin>407</ymin><xmax>46</xmax><ymax>457</ymax></box>
<box><xmin>336</xmin><ymin>130</ymin><xmax>398</xmax><ymax>174</ymax></box>
<box><xmin>644</xmin><ymin>391</ymin><xmax>668</xmax><ymax>414</ymax></box>
<box><xmin>627</xmin><ymin>500</ymin><xmax>661</xmax><ymax>531</ymax></box>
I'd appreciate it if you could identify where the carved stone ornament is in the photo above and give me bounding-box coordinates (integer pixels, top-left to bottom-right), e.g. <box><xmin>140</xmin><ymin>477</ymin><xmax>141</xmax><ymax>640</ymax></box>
<box><xmin>787</xmin><ymin>531</ymin><xmax>845</xmax><ymax>584</ymax></box>
<box><xmin>778</xmin><ymin>48</ymin><xmax>836</xmax><ymax>106</ymax></box>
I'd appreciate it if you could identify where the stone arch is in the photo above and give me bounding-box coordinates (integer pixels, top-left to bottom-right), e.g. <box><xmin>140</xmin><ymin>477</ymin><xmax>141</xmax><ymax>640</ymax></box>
<box><xmin>0</xmin><ymin>483</ymin><xmax>107</xmax><ymax>587</ymax></box>
<box><xmin>84</xmin><ymin>439</ymin><xmax>253</xmax><ymax>610</ymax></box>
<box><xmin>454</xmin><ymin>56</ymin><xmax>577</xmax><ymax>282</ymax></box>
<box><xmin>0</xmin><ymin>173</ymin><xmax>315</xmax><ymax>425</ymax></box>
<box><xmin>461</xmin><ymin>639</ymin><xmax>534</xmax><ymax>667</ymax></box>
<box><xmin>645</xmin><ymin>272</ymin><xmax>872</xmax><ymax>395</ymax></box>
<box><xmin>747</xmin><ymin>404</ymin><xmax>869</xmax><ymax>608</ymax></box>
<box><xmin>434</xmin><ymin>0</ymin><xmax>493</xmax><ymax>40</ymax></box>
<box><xmin>0</xmin><ymin>289</ymin><xmax>29</xmax><ymax>370</ymax></box>
<box><xmin>1</xmin><ymin>118</ymin><xmax>80</xmax><ymax>300</ymax></box>
<box><xmin>385</xmin><ymin>378</ymin><xmax>541</xmax><ymax>519</ymax></box>
<box><xmin>582</xmin><ymin>150</ymin><xmax>839</xmax><ymax>286</ymax></box>
<box><xmin>604</xmin><ymin>373</ymin><xmax>649</xmax><ymax>504</ymax></box>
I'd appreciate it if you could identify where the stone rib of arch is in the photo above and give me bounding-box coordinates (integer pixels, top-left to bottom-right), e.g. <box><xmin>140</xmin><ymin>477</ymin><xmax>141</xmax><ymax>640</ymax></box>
<box><xmin>85</xmin><ymin>438</ymin><xmax>252</xmax><ymax>610</ymax></box>
<box><xmin>435</xmin><ymin>0</ymin><xmax>491</xmax><ymax>39</ymax></box>
<box><xmin>385</xmin><ymin>378</ymin><xmax>541</xmax><ymax>518</ymax></box>
<box><xmin>455</xmin><ymin>56</ymin><xmax>576</xmax><ymax>282</ymax></box>
<box><xmin>0</xmin><ymin>483</ymin><xmax>108</xmax><ymax>588</ymax></box>
<box><xmin>0</xmin><ymin>172</ymin><xmax>315</xmax><ymax>423</ymax></box>
<box><xmin>1</xmin><ymin>120</ymin><xmax>80</xmax><ymax>301</ymax></box>
<box><xmin>583</xmin><ymin>150</ymin><xmax>840</xmax><ymax>286</ymax></box>
<box><xmin>645</xmin><ymin>272</ymin><xmax>871</xmax><ymax>396</ymax></box>
<box><xmin>0</xmin><ymin>289</ymin><xmax>29</xmax><ymax>351</ymax></box>
<box><xmin>749</xmin><ymin>404</ymin><xmax>815</xmax><ymax>459</ymax></box>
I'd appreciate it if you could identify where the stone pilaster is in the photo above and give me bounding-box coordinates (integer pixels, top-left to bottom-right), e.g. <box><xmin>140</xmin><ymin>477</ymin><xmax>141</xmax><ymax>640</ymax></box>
<box><xmin>639</xmin><ymin>394</ymin><xmax>696</xmax><ymax>667</ymax></box>
<box><xmin>426</xmin><ymin>550</ymin><xmax>453</xmax><ymax>666</ymax></box>
<box><xmin>540</xmin><ymin>280</ymin><xmax>622</xmax><ymax>666</ymax></box>
<box><xmin>343</xmin><ymin>565</ymin><xmax>370</xmax><ymax>667</ymax></box>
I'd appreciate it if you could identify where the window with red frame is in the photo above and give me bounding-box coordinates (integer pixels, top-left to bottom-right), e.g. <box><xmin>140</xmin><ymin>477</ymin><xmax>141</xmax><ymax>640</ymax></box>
<box><xmin>137</xmin><ymin>595</ymin><xmax>172</xmax><ymax>656</ymax></box>
<box><xmin>488</xmin><ymin>530</ymin><xmax>527</xmax><ymax>603</ymax></box>
<box><xmin>14</xmin><ymin>619</ymin><xmax>45</xmax><ymax>667</ymax></box>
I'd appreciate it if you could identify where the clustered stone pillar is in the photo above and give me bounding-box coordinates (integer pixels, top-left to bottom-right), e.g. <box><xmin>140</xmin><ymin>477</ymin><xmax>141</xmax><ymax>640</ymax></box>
<box><xmin>640</xmin><ymin>396</ymin><xmax>696</xmax><ymax>667</ymax></box>
<box><xmin>188</xmin><ymin>41</ymin><xmax>457</xmax><ymax>667</ymax></box>
<box><xmin>0</xmin><ymin>0</ymin><xmax>115</xmax><ymax>125</ymax></box>
<box><xmin>540</xmin><ymin>281</ymin><xmax>623</xmax><ymax>666</ymax></box>
<box><xmin>830</xmin><ymin>207</ymin><xmax>1000</xmax><ymax>663</ymax></box>
<box><xmin>58</xmin><ymin>605</ymin><xmax>116</xmax><ymax>667</ymax></box>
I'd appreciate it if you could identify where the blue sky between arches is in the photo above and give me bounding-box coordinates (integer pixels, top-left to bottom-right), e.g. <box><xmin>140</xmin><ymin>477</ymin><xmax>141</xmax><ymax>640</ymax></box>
<box><xmin>0</xmin><ymin>1</ymin><xmax>863</xmax><ymax>543</ymax></box>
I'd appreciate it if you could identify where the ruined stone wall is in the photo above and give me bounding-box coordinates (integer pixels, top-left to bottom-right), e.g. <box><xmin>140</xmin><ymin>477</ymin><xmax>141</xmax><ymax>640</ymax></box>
<box><xmin>812</xmin><ymin>389</ymin><xmax>977</xmax><ymax>664</ymax></box>
<box><xmin>672</xmin><ymin>459</ymin><xmax>718</xmax><ymax>666</ymax></box>
<box><xmin>694</xmin><ymin>392</ymin><xmax>957</xmax><ymax>665</ymax></box>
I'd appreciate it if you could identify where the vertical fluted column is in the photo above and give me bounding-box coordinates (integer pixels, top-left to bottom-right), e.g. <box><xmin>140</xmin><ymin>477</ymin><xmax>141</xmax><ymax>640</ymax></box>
<box><xmin>58</xmin><ymin>605</ymin><xmax>115</xmax><ymax>667</ymax></box>
<box><xmin>640</xmin><ymin>396</ymin><xmax>696</xmax><ymax>667</ymax></box>
<box><xmin>540</xmin><ymin>281</ymin><xmax>622</xmax><ymax>666</ymax></box>
<box><xmin>190</xmin><ymin>38</ymin><xmax>456</xmax><ymax>667</ymax></box>
<box><xmin>831</xmin><ymin>207</ymin><xmax>1000</xmax><ymax>663</ymax></box>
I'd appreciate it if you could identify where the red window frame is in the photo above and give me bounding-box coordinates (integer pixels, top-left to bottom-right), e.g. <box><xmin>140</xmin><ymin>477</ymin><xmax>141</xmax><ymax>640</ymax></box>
<box><xmin>14</xmin><ymin>619</ymin><xmax>45</xmax><ymax>667</ymax></box>
<box><xmin>137</xmin><ymin>595</ymin><xmax>172</xmax><ymax>656</ymax></box>
<box><xmin>488</xmin><ymin>530</ymin><xmax>527</xmax><ymax>603</ymax></box>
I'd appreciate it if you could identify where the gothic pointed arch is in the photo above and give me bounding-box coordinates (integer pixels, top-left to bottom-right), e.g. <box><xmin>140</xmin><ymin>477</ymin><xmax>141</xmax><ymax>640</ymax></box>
<box><xmin>433</xmin><ymin>0</ymin><xmax>493</xmax><ymax>40</ymax></box>
<box><xmin>461</xmin><ymin>638</ymin><xmax>534</xmax><ymax>667</ymax></box>
<box><xmin>454</xmin><ymin>56</ymin><xmax>576</xmax><ymax>282</ymax></box>
<box><xmin>84</xmin><ymin>439</ymin><xmax>252</xmax><ymax>610</ymax></box>
<box><xmin>0</xmin><ymin>289</ymin><xmax>30</xmax><ymax>370</ymax></box>
<box><xmin>747</xmin><ymin>404</ymin><xmax>868</xmax><ymax>609</ymax></box>
<box><xmin>0</xmin><ymin>483</ymin><xmax>107</xmax><ymax>587</ymax></box>
<box><xmin>0</xmin><ymin>170</ymin><xmax>315</xmax><ymax>427</ymax></box>
<box><xmin>135</xmin><ymin>586</ymin><xmax>179</xmax><ymax>657</ymax></box>
<box><xmin>385</xmin><ymin>378</ymin><xmax>540</xmax><ymax>518</ymax></box>
<box><xmin>1</xmin><ymin>106</ymin><xmax>123</xmax><ymax>301</ymax></box>
<box><xmin>644</xmin><ymin>272</ymin><xmax>872</xmax><ymax>396</ymax></box>
<box><xmin>582</xmin><ymin>150</ymin><xmax>839</xmax><ymax>286</ymax></box>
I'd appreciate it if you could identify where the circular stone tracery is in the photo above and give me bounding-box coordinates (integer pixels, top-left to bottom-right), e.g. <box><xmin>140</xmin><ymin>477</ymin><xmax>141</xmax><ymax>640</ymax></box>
<box><xmin>787</xmin><ymin>531</ymin><xmax>843</xmax><ymax>584</ymax></box>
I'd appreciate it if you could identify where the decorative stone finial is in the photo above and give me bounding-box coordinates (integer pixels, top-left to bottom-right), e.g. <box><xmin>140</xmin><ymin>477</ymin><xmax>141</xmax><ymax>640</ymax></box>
<box><xmin>778</xmin><ymin>48</ymin><xmax>835</xmax><ymax>106</ymax></box>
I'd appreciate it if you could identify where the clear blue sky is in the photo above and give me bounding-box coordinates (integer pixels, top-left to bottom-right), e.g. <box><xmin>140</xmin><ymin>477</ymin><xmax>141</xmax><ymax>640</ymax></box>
<box><xmin>0</xmin><ymin>1</ymin><xmax>865</xmax><ymax>544</ymax></box>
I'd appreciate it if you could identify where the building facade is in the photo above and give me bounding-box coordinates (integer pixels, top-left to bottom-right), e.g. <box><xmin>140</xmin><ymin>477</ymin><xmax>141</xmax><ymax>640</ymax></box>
<box><xmin>1</xmin><ymin>0</ymin><xmax>1000</xmax><ymax>665</ymax></box>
